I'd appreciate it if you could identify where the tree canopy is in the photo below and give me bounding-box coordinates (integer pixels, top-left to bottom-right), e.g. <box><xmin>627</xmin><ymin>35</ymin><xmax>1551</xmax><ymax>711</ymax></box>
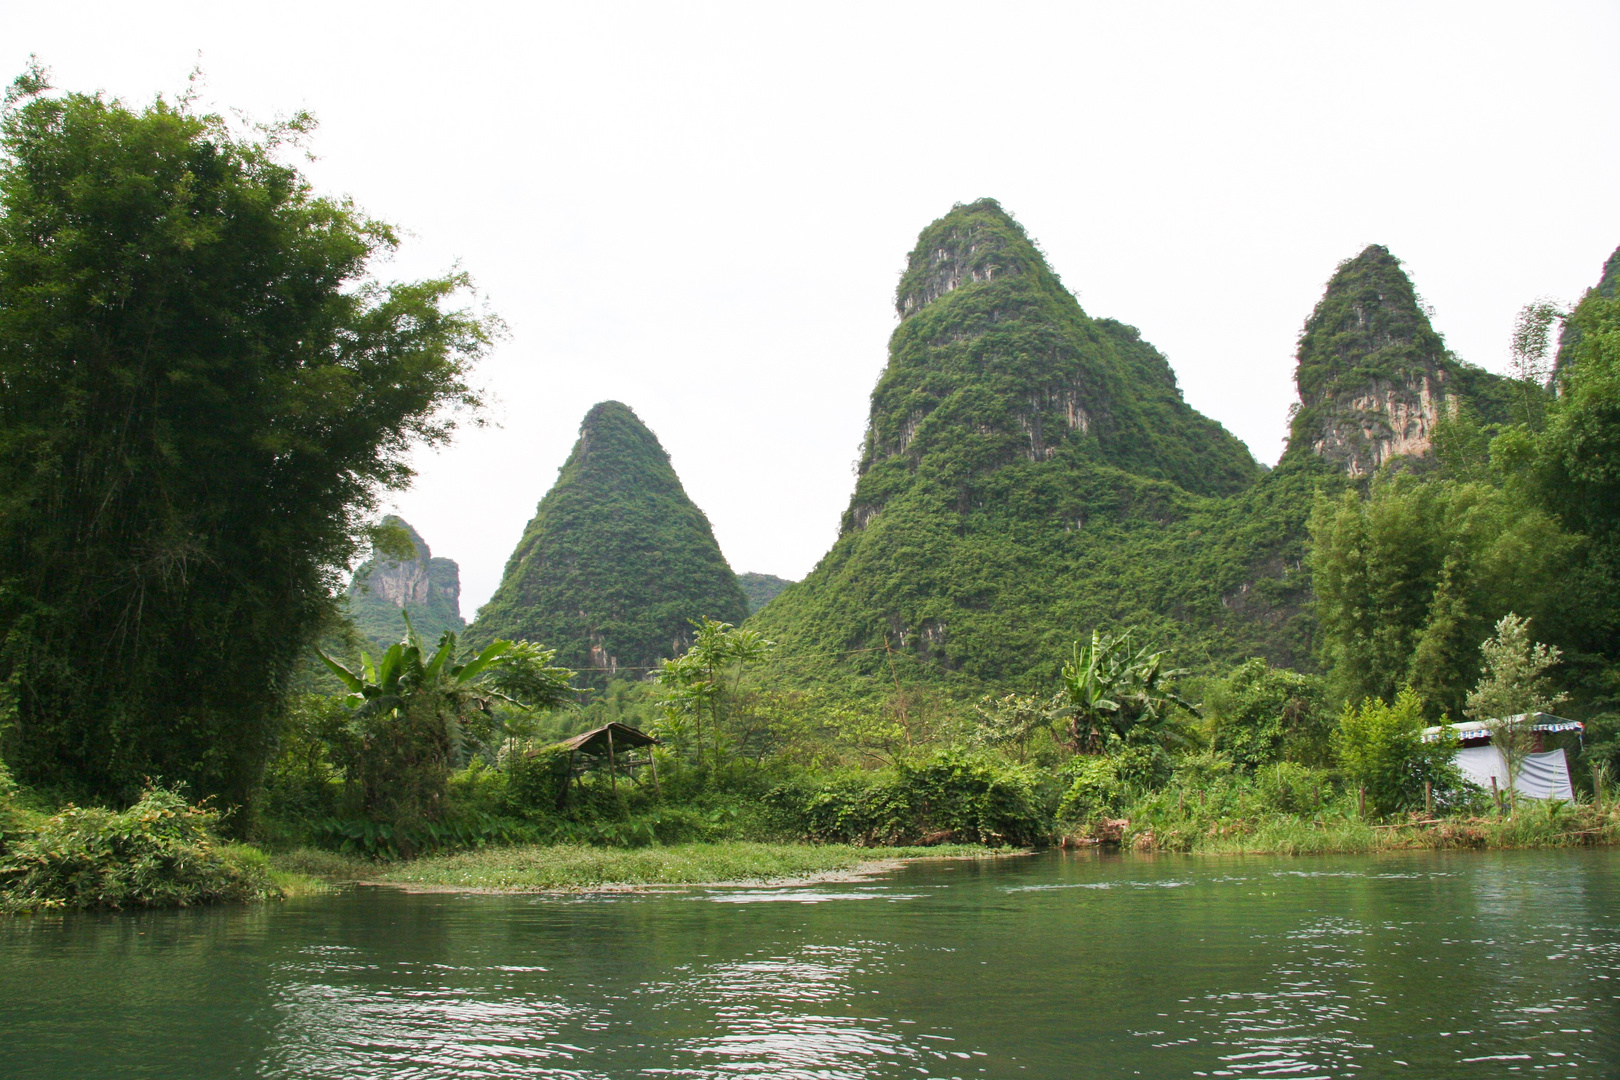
<box><xmin>0</xmin><ymin>66</ymin><xmax>493</xmax><ymax>806</ymax></box>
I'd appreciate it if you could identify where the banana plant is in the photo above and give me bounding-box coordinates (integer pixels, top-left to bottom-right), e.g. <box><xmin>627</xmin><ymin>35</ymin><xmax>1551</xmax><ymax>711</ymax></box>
<box><xmin>318</xmin><ymin>616</ymin><xmax>575</xmax><ymax>775</ymax></box>
<box><xmin>1055</xmin><ymin>629</ymin><xmax>1198</xmax><ymax>754</ymax></box>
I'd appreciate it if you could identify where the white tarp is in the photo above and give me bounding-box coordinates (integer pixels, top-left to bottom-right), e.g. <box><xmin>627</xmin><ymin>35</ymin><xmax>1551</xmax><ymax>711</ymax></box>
<box><xmin>1453</xmin><ymin>745</ymin><xmax>1575</xmax><ymax>801</ymax></box>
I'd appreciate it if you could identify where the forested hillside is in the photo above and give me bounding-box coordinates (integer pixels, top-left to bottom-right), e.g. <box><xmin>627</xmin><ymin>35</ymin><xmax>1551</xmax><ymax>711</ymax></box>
<box><xmin>472</xmin><ymin>401</ymin><xmax>748</xmax><ymax>681</ymax></box>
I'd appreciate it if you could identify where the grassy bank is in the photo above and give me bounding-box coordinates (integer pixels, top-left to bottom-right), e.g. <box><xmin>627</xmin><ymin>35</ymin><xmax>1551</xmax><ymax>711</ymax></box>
<box><xmin>1097</xmin><ymin>799</ymin><xmax>1620</xmax><ymax>856</ymax></box>
<box><xmin>273</xmin><ymin>841</ymin><xmax>1005</xmax><ymax>892</ymax></box>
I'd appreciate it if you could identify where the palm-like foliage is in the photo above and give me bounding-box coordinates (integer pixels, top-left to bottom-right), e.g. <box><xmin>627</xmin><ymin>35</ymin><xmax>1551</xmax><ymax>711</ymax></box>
<box><xmin>1055</xmin><ymin>629</ymin><xmax>1197</xmax><ymax>754</ymax></box>
<box><xmin>317</xmin><ymin>618</ymin><xmax>574</xmax><ymax>822</ymax></box>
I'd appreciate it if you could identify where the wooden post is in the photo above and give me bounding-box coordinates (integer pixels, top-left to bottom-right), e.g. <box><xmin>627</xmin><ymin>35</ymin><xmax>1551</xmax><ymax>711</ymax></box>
<box><xmin>1491</xmin><ymin>775</ymin><xmax>1501</xmax><ymax>814</ymax></box>
<box><xmin>649</xmin><ymin>749</ymin><xmax>662</xmax><ymax>798</ymax></box>
<box><xmin>1178</xmin><ymin>789</ymin><xmax>1184</xmax><ymax>814</ymax></box>
<box><xmin>607</xmin><ymin>727</ymin><xmax>618</xmax><ymax>792</ymax></box>
<box><xmin>1424</xmin><ymin>780</ymin><xmax>1432</xmax><ymax>817</ymax></box>
<box><xmin>559</xmin><ymin>748</ymin><xmax>579</xmax><ymax>809</ymax></box>
<box><xmin>1358</xmin><ymin>786</ymin><xmax>1366</xmax><ymax>819</ymax></box>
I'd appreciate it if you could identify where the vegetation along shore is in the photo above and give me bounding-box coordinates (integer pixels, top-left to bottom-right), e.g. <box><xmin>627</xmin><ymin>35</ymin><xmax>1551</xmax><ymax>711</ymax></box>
<box><xmin>2</xmin><ymin>68</ymin><xmax>1620</xmax><ymax>915</ymax></box>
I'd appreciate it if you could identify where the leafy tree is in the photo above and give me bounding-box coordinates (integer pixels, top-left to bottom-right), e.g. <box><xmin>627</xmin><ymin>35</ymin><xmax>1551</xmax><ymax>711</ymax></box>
<box><xmin>0</xmin><ymin>66</ymin><xmax>493</xmax><ymax>807</ymax></box>
<box><xmin>1464</xmin><ymin>612</ymin><xmax>1567</xmax><ymax>805</ymax></box>
<box><xmin>319</xmin><ymin>626</ymin><xmax>573</xmax><ymax>826</ymax></box>
<box><xmin>1053</xmin><ymin>629</ymin><xmax>1196</xmax><ymax>754</ymax></box>
<box><xmin>972</xmin><ymin>692</ymin><xmax>1058</xmax><ymax>763</ymax></box>
<box><xmin>1206</xmin><ymin>658</ymin><xmax>1330</xmax><ymax>769</ymax></box>
<box><xmin>1509</xmin><ymin>300</ymin><xmax>1564</xmax><ymax>427</ymax></box>
<box><xmin>1332</xmin><ymin>688</ymin><xmax>1463</xmax><ymax>817</ymax></box>
<box><xmin>1309</xmin><ymin>477</ymin><xmax>1574</xmax><ymax>717</ymax></box>
<box><xmin>655</xmin><ymin>618</ymin><xmax>773</xmax><ymax>766</ymax></box>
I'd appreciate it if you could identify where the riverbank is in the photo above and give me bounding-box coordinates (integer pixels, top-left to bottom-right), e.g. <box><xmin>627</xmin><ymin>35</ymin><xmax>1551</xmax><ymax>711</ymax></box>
<box><xmin>1079</xmin><ymin>799</ymin><xmax>1620</xmax><ymax>855</ymax></box>
<box><xmin>271</xmin><ymin>841</ymin><xmax>1016</xmax><ymax>893</ymax></box>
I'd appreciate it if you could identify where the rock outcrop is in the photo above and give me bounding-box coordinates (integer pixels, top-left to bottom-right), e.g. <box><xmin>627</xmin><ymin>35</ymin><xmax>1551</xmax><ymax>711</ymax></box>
<box><xmin>471</xmin><ymin>401</ymin><xmax>747</xmax><ymax>681</ymax></box>
<box><xmin>347</xmin><ymin>516</ymin><xmax>465</xmax><ymax>652</ymax></box>
<box><xmin>1287</xmin><ymin>245</ymin><xmax>1514</xmax><ymax>475</ymax></box>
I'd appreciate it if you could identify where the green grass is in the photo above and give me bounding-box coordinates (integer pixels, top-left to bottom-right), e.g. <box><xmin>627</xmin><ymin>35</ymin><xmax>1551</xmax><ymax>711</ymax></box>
<box><xmin>1124</xmin><ymin>802</ymin><xmax>1620</xmax><ymax>856</ymax></box>
<box><xmin>273</xmin><ymin>841</ymin><xmax>1004</xmax><ymax>892</ymax></box>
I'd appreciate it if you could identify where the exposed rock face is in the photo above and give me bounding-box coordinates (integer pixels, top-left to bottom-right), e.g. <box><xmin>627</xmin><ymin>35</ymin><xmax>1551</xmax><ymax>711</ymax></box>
<box><xmin>1309</xmin><ymin>373</ymin><xmax>1451</xmax><ymax>476</ymax></box>
<box><xmin>1287</xmin><ymin>245</ymin><xmax>1509</xmax><ymax>475</ymax></box>
<box><xmin>471</xmin><ymin>401</ymin><xmax>747</xmax><ymax>682</ymax></box>
<box><xmin>347</xmin><ymin>516</ymin><xmax>464</xmax><ymax>651</ymax></box>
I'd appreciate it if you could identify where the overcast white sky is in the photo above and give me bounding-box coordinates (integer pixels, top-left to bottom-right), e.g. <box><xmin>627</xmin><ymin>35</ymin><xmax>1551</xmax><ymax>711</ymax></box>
<box><xmin>8</xmin><ymin>2</ymin><xmax>1619</xmax><ymax>616</ymax></box>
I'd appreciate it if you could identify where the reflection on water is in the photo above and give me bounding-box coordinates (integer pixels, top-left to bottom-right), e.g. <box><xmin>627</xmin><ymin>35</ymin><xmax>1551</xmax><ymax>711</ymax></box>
<box><xmin>269</xmin><ymin>947</ymin><xmax>596</xmax><ymax>1079</ymax></box>
<box><xmin>645</xmin><ymin>944</ymin><xmax>959</xmax><ymax>1079</ymax></box>
<box><xmin>2</xmin><ymin>850</ymin><xmax>1619</xmax><ymax>1079</ymax></box>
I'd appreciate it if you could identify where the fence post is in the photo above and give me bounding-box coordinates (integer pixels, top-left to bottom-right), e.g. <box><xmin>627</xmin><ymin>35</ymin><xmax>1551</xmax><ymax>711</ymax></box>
<box><xmin>1491</xmin><ymin>776</ymin><xmax>1501</xmax><ymax>815</ymax></box>
<box><xmin>1358</xmin><ymin>786</ymin><xmax>1366</xmax><ymax>819</ymax></box>
<box><xmin>1425</xmin><ymin>781</ymin><xmax>1432</xmax><ymax>817</ymax></box>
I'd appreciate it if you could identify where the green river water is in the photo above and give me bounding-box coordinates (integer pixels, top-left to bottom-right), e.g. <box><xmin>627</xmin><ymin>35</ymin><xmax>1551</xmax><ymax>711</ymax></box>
<box><xmin>2</xmin><ymin>848</ymin><xmax>1618</xmax><ymax>1078</ymax></box>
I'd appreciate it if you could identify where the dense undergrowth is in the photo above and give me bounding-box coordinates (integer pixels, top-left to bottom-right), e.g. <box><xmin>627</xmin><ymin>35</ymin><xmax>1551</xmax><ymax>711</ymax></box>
<box><xmin>0</xmin><ymin>764</ymin><xmax>279</xmax><ymax>913</ymax></box>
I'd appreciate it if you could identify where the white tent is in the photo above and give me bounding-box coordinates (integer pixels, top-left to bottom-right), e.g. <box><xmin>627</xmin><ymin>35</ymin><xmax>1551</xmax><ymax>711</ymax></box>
<box><xmin>1420</xmin><ymin>714</ymin><xmax>1582</xmax><ymax>802</ymax></box>
<box><xmin>1452</xmin><ymin>744</ymin><xmax>1575</xmax><ymax>801</ymax></box>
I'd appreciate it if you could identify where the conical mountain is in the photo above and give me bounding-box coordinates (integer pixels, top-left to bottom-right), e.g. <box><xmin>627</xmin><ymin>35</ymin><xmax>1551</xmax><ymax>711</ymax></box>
<box><xmin>751</xmin><ymin>201</ymin><xmax>1312</xmax><ymax>692</ymax></box>
<box><xmin>346</xmin><ymin>516</ymin><xmax>464</xmax><ymax>653</ymax></box>
<box><xmin>1285</xmin><ymin>244</ymin><xmax>1515</xmax><ymax>474</ymax></box>
<box><xmin>854</xmin><ymin>199</ymin><xmax>1260</xmax><ymax>514</ymax></box>
<box><xmin>473</xmin><ymin>401</ymin><xmax>747</xmax><ymax>679</ymax></box>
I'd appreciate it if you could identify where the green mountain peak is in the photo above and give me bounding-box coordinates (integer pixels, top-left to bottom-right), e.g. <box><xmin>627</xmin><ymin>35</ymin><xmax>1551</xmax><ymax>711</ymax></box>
<box><xmin>472</xmin><ymin>401</ymin><xmax>747</xmax><ymax>679</ymax></box>
<box><xmin>751</xmin><ymin>202</ymin><xmax>1308</xmax><ymax>693</ymax></box>
<box><xmin>851</xmin><ymin>200</ymin><xmax>1259</xmax><ymax>539</ymax></box>
<box><xmin>1556</xmin><ymin>243</ymin><xmax>1620</xmax><ymax>371</ymax></box>
<box><xmin>1286</xmin><ymin>244</ymin><xmax>1513</xmax><ymax>474</ymax></box>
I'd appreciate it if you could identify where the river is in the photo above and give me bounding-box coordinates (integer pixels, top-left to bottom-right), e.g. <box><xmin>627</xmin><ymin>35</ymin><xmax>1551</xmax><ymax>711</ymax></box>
<box><xmin>2</xmin><ymin>848</ymin><xmax>1617</xmax><ymax>1078</ymax></box>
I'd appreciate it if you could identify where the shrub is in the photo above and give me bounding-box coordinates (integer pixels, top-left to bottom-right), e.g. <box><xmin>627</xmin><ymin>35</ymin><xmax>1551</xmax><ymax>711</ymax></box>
<box><xmin>0</xmin><ymin>759</ymin><xmax>26</xmax><ymax>853</ymax></box>
<box><xmin>1332</xmin><ymin>688</ymin><xmax>1466</xmax><ymax>817</ymax></box>
<box><xmin>1208</xmin><ymin>659</ymin><xmax>1332</xmax><ymax>769</ymax></box>
<box><xmin>1254</xmin><ymin>762</ymin><xmax>1333</xmax><ymax>814</ymax></box>
<box><xmin>0</xmin><ymin>786</ymin><xmax>279</xmax><ymax>911</ymax></box>
<box><xmin>897</xmin><ymin>751</ymin><xmax>1048</xmax><ymax>845</ymax></box>
<box><xmin>1057</xmin><ymin>757</ymin><xmax>1127</xmax><ymax>823</ymax></box>
<box><xmin>766</xmin><ymin>750</ymin><xmax>1049</xmax><ymax>846</ymax></box>
<box><xmin>503</xmin><ymin>745</ymin><xmax>573</xmax><ymax>813</ymax></box>
<box><xmin>1057</xmin><ymin>744</ymin><xmax>1169</xmax><ymax>823</ymax></box>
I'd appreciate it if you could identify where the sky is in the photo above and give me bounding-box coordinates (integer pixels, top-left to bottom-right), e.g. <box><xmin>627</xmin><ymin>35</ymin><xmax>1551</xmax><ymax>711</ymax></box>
<box><xmin>7</xmin><ymin>2</ymin><xmax>1619</xmax><ymax>617</ymax></box>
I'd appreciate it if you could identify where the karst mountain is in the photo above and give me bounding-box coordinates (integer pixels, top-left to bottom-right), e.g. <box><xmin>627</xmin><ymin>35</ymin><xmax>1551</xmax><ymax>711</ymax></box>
<box><xmin>472</xmin><ymin>401</ymin><xmax>747</xmax><ymax>680</ymax></box>
<box><xmin>346</xmin><ymin>516</ymin><xmax>465</xmax><ymax>653</ymax></box>
<box><xmin>1285</xmin><ymin>243</ymin><xmax>1514</xmax><ymax>473</ymax></box>
<box><xmin>750</xmin><ymin>201</ymin><xmax>1519</xmax><ymax>694</ymax></box>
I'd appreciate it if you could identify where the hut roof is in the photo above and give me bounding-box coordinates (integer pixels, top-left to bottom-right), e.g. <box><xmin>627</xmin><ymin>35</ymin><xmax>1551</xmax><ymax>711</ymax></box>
<box><xmin>548</xmin><ymin>722</ymin><xmax>660</xmax><ymax>757</ymax></box>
